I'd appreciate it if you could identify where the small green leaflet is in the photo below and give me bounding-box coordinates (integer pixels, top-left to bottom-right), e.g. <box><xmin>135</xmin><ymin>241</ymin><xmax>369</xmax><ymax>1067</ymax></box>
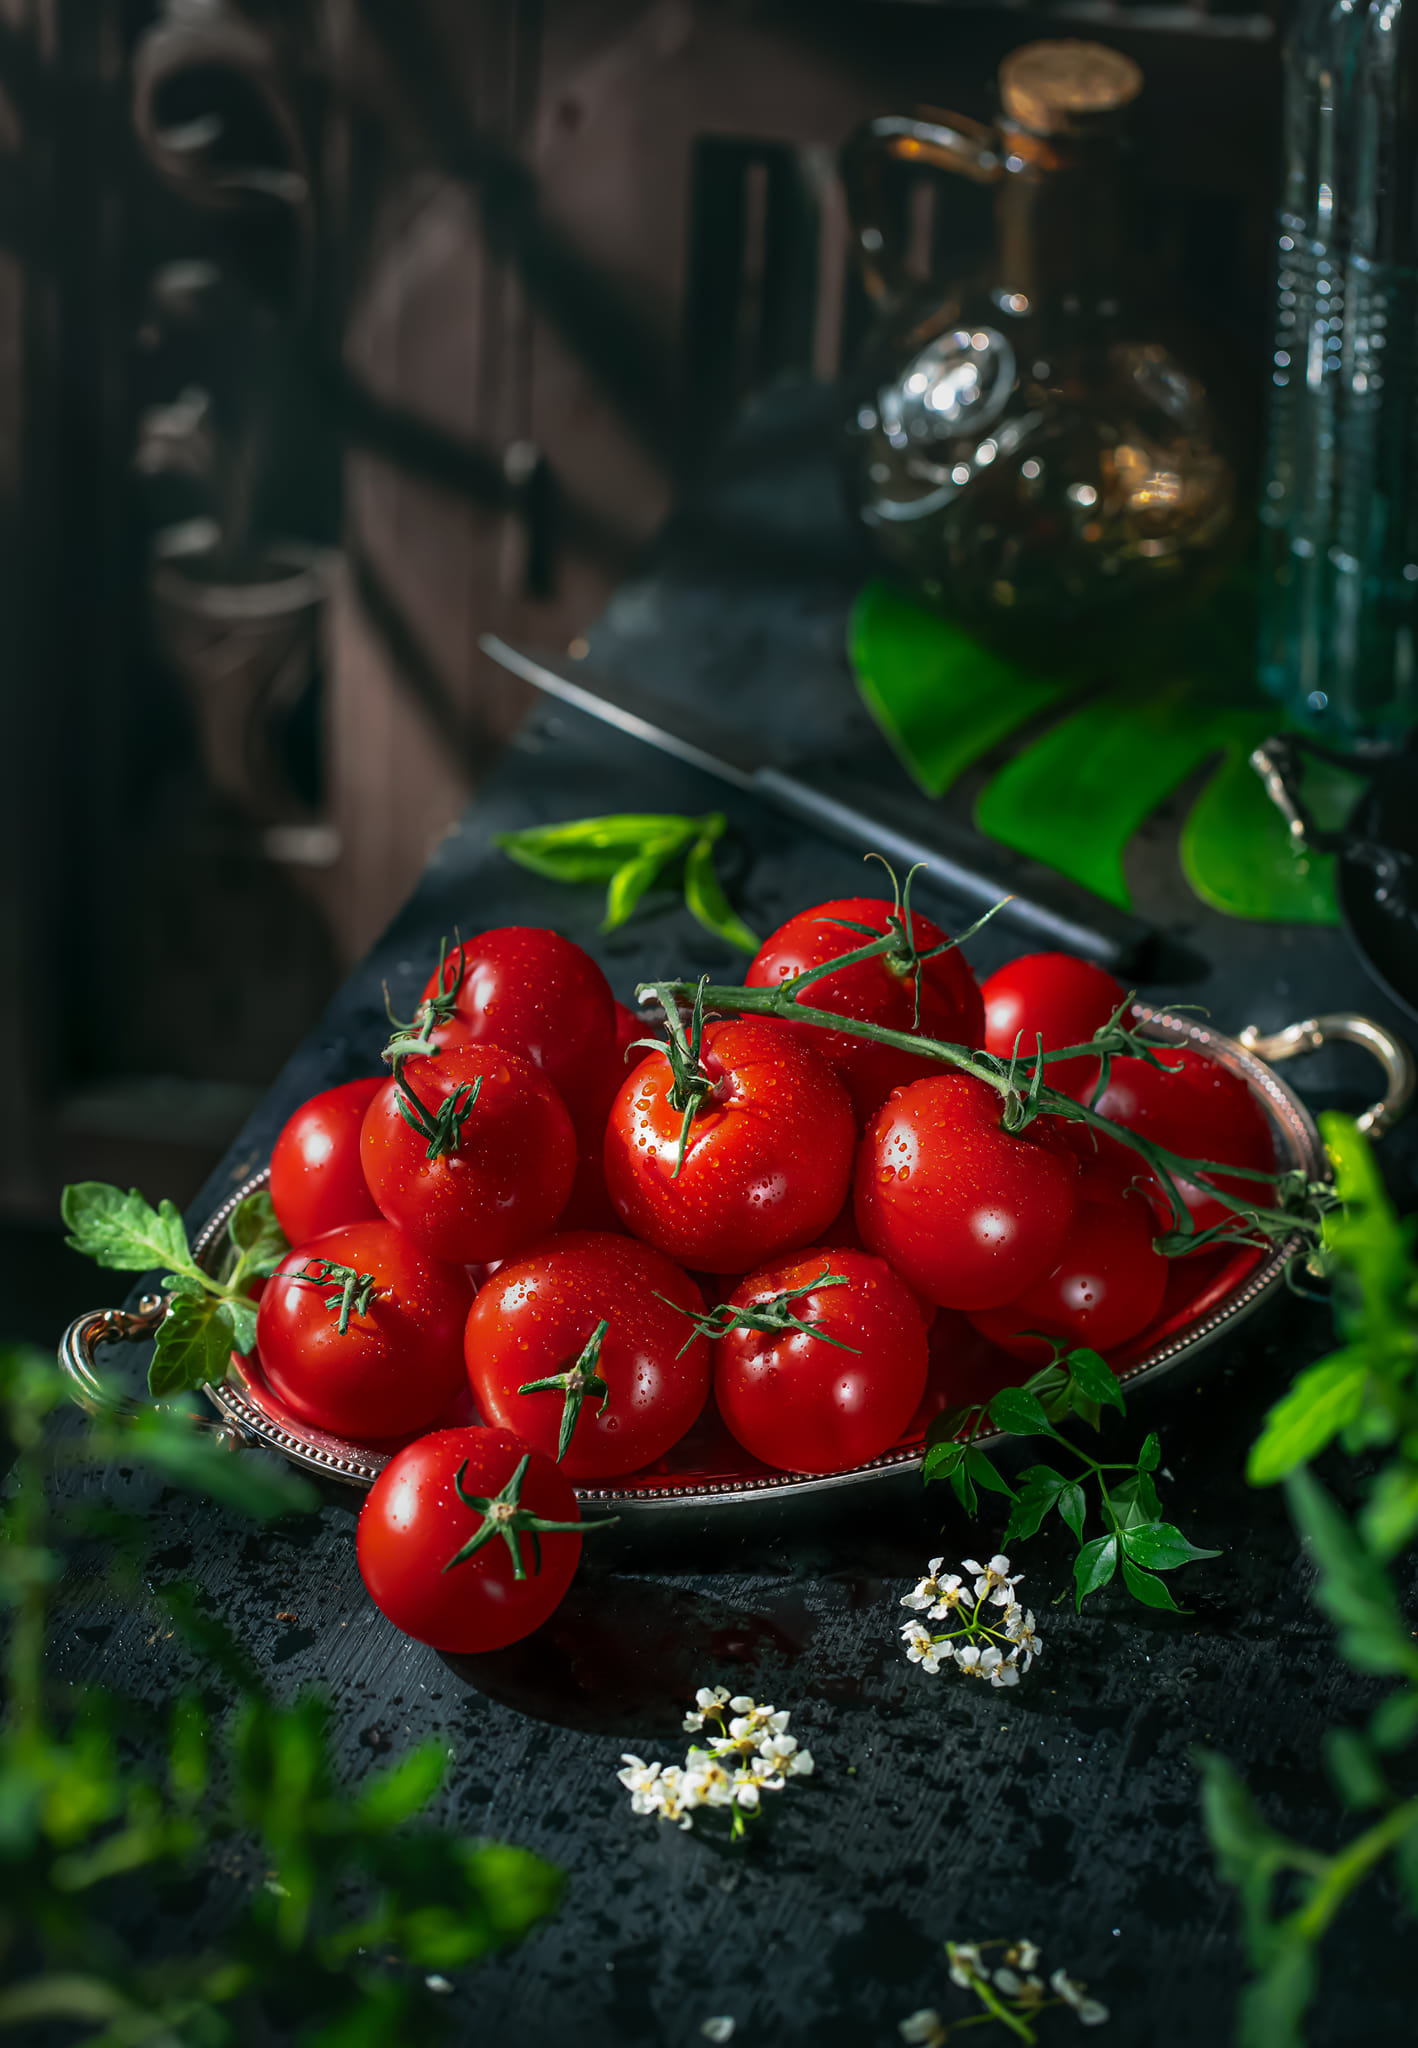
<box><xmin>150</xmin><ymin>1297</ymin><xmax>240</xmax><ymax>1399</ymax></box>
<box><xmin>227</xmin><ymin>1191</ymin><xmax>287</xmax><ymax>1278</ymax></box>
<box><xmin>62</xmin><ymin>1183</ymin><xmax>190</xmax><ymax>1274</ymax></box>
<box><xmin>1247</xmin><ymin>1351</ymin><xmax>1370</xmax><ymax>1486</ymax></box>
<box><xmin>496</xmin><ymin>811</ymin><xmax>760</xmax><ymax>953</ymax></box>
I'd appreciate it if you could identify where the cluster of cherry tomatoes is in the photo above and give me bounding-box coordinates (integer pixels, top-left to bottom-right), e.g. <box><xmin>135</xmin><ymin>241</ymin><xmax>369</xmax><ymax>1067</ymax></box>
<box><xmin>254</xmin><ymin>903</ymin><xmax>1274</xmax><ymax>1656</ymax></box>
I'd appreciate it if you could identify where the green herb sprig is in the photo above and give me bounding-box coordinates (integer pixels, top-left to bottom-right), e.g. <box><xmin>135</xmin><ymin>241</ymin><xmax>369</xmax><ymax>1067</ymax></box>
<box><xmin>496</xmin><ymin>811</ymin><xmax>759</xmax><ymax>952</ymax></box>
<box><xmin>924</xmin><ymin>1345</ymin><xmax>1220</xmax><ymax>1611</ymax></box>
<box><xmin>61</xmin><ymin>1182</ymin><xmax>290</xmax><ymax>1399</ymax></box>
<box><xmin>1200</xmin><ymin>1115</ymin><xmax>1418</xmax><ymax>2047</ymax></box>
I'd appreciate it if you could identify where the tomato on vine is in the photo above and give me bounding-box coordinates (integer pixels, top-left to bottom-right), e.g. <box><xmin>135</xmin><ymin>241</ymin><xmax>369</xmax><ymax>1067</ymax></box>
<box><xmin>604</xmin><ymin>1006</ymin><xmax>854</xmax><ymax>1274</ymax></box>
<box><xmin>1091</xmin><ymin>1046</ymin><xmax>1275</xmax><ymax>1235</ymax></box>
<box><xmin>357</xmin><ymin>1427</ymin><xmax>595</xmax><ymax>1652</ymax></box>
<box><xmin>707</xmin><ymin>1248</ymin><xmax>928</xmax><ymax>1473</ymax></box>
<box><xmin>256</xmin><ymin>1219</ymin><xmax>472</xmax><ymax>1440</ymax></box>
<box><xmin>465</xmin><ymin>1231</ymin><xmax>710</xmax><ymax>1478</ymax></box>
<box><xmin>361</xmin><ymin>1045</ymin><xmax>576</xmax><ymax>1265</ymax></box>
<box><xmin>854</xmin><ymin>1073</ymin><xmax>1079</xmax><ymax>1310</ymax></box>
<box><xmin>981</xmin><ymin>952</ymin><xmax>1128</xmax><ymax>1101</ymax></box>
<box><xmin>745</xmin><ymin>893</ymin><xmax>985</xmax><ymax>1123</ymax></box>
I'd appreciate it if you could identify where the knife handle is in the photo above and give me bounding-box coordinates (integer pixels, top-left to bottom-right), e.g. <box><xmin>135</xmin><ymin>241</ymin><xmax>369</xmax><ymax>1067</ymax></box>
<box><xmin>754</xmin><ymin>767</ymin><xmax>1154</xmax><ymax>974</ymax></box>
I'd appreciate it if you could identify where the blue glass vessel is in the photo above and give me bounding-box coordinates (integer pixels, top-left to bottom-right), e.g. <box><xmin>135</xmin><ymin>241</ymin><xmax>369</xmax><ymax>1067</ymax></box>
<box><xmin>1258</xmin><ymin>0</ymin><xmax>1418</xmax><ymax>741</ymax></box>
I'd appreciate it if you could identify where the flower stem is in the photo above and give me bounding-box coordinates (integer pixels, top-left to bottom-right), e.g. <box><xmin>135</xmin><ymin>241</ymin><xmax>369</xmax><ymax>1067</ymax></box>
<box><xmin>1292</xmin><ymin>1793</ymin><xmax>1418</xmax><ymax>1944</ymax></box>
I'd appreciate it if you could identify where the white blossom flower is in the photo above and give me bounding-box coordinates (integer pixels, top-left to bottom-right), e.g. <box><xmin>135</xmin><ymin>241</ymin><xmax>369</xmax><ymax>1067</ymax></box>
<box><xmin>1004</xmin><ymin>1940</ymin><xmax>1041</xmax><ymax>1973</ymax></box>
<box><xmin>927</xmin><ymin>1576</ymin><xmax>968</xmax><ymax>1619</ymax></box>
<box><xmin>1003</xmin><ymin>1607</ymin><xmax>1042</xmax><ymax>1670</ymax></box>
<box><xmin>682</xmin><ymin>1752</ymin><xmax>737</xmax><ymax>1808</ymax></box>
<box><xmin>900</xmin><ymin>1558</ymin><xmax>953</xmax><ymax>1612</ymax></box>
<box><xmin>683</xmin><ymin>1683</ymin><xmax>731</xmax><ymax>1732</ymax></box>
<box><xmin>947</xmin><ymin>1941</ymin><xmax>983</xmax><ymax>1988</ymax></box>
<box><xmin>1051</xmin><ymin>1968</ymin><xmax>1109</xmax><ymax>2025</ymax></box>
<box><xmin>651</xmin><ymin>1764</ymin><xmax>699</xmax><ymax>1830</ymax></box>
<box><xmin>617</xmin><ymin>1755</ymin><xmax>665</xmax><ymax>1814</ymax></box>
<box><xmin>700</xmin><ymin>2020</ymin><xmax>736</xmax><ymax>2044</ymax></box>
<box><xmin>994</xmin><ymin>1966</ymin><xmax>1023</xmax><ymax>1995</ymax></box>
<box><xmin>901</xmin><ymin>1620</ymin><xmax>951</xmax><ymax>1674</ymax></box>
<box><xmin>962</xmin><ymin>1553</ymin><xmax>1021</xmax><ymax>1605</ymax></box>
<box><xmin>786</xmin><ymin>1747</ymin><xmax>814</xmax><ymax>1776</ymax></box>
<box><xmin>954</xmin><ymin>1643</ymin><xmax>982</xmax><ymax>1676</ymax></box>
<box><xmin>730</xmin><ymin>1757</ymin><xmax>787</xmax><ymax>1807</ymax></box>
<box><xmin>898</xmin><ymin>2010</ymin><xmax>947</xmax><ymax>2046</ymax></box>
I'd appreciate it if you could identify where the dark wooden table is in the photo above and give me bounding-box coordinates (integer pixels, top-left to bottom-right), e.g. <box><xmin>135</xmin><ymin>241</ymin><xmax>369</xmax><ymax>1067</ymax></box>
<box><xmin>55</xmin><ymin>395</ymin><xmax>1418</xmax><ymax>2045</ymax></box>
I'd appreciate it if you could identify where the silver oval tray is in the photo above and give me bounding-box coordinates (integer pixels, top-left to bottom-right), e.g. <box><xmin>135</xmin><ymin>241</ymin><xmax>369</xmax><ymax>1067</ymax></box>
<box><xmin>60</xmin><ymin>1008</ymin><xmax>1414</xmax><ymax>1522</ymax></box>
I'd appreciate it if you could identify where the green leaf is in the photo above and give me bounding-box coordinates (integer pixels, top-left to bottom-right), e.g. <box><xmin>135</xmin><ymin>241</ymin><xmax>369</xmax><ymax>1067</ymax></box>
<box><xmin>1287</xmin><ymin>1468</ymin><xmax>1418</xmax><ymax>1680</ymax></box>
<box><xmin>987</xmin><ymin>1386</ymin><xmax>1055</xmax><ymax>1438</ymax></box>
<box><xmin>964</xmin><ymin>1447</ymin><xmax>1016</xmax><ymax>1498</ymax></box>
<box><xmin>223</xmin><ymin>1297</ymin><xmax>259</xmax><ymax>1358</ymax></box>
<box><xmin>460</xmin><ymin>1840</ymin><xmax>566</xmax><ymax>1945</ymax></box>
<box><xmin>168</xmin><ymin>1695</ymin><xmax>210</xmax><ymax>1807</ymax></box>
<box><xmin>683</xmin><ymin>828</ymin><xmax>759</xmax><ymax>954</ymax></box>
<box><xmin>228</xmin><ymin>1191</ymin><xmax>288</xmax><ymax>1278</ymax></box>
<box><xmin>1247</xmin><ymin>1352</ymin><xmax>1370</xmax><ymax>1486</ymax></box>
<box><xmin>603</xmin><ymin>849</ymin><xmax>668</xmax><ymax>932</ymax></box>
<box><xmin>1237</xmin><ymin>1938</ymin><xmax>1316</xmax><ymax>2048</ymax></box>
<box><xmin>1196</xmin><ymin>1748</ymin><xmax>1291</xmax><ymax>1882</ymax></box>
<box><xmin>921</xmin><ymin>1439</ymin><xmax>964</xmax><ymax>1487</ymax></box>
<box><xmin>948</xmin><ymin>1460</ymin><xmax>979</xmax><ymax>1517</ymax></box>
<box><xmin>356</xmin><ymin>1740</ymin><xmax>447</xmax><ymax>1830</ymax></box>
<box><xmin>1120</xmin><ymin>1557</ymin><xmax>1184</xmax><ymax>1610</ymax></box>
<box><xmin>1073</xmin><ymin>1534</ymin><xmax>1117</xmax><ymax>1606</ymax></box>
<box><xmin>1360</xmin><ymin>1462</ymin><xmax>1418</xmax><ymax>1562</ymax></box>
<box><xmin>118</xmin><ymin>1404</ymin><xmax>318</xmax><ymax>1520</ymax></box>
<box><xmin>1064</xmin><ymin>1347</ymin><xmax>1125</xmax><ymax>1415</ymax></box>
<box><xmin>496</xmin><ymin>839</ymin><xmax>625</xmax><ymax>883</ymax></box>
<box><xmin>61</xmin><ymin>1183</ymin><xmax>192</xmax><ymax>1276</ymax></box>
<box><xmin>1057</xmin><ymin>1482</ymin><xmax>1087</xmax><ymax>1540</ymax></box>
<box><xmin>1137</xmin><ymin>1431</ymin><xmax>1161</xmax><ymax>1472</ymax></box>
<box><xmin>1369</xmin><ymin>1688</ymin><xmax>1418</xmax><ymax>1753</ymax></box>
<box><xmin>1122</xmin><ymin>1521</ymin><xmax>1222</xmax><ymax>1571</ymax></box>
<box><xmin>148</xmin><ymin>1297</ymin><xmax>236</xmax><ymax>1398</ymax></box>
<box><xmin>924</xmin><ymin>1402</ymin><xmax>983</xmax><ymax>1451</ymax></box>
<box><xmin>1322</xmin><ymin>1726</ymin><xmax>1386</xmax><ymax>1810</ymax></box>
<box><xmin>1396</xmin><ymin>1812</ymin><xmax>1418</xmax><ymax>1914</ymax></box>
<box><xmin>1003</xmin><ymin>1463</ymin><xmax>1068</xmax><ymax>1542</ymax></box>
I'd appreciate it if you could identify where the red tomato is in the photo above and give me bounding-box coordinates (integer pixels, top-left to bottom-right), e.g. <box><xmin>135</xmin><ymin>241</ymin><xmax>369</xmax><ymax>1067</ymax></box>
<box><xmin>712</xmin><ymin>1248</ymin><xmax>928</xmax><ymax>1473</ymax></box>
<box><xmin>357</xmin><ymin>1427</ymin><xmax>582</xmax><ymax>1652</ymax></box>
<box><xmin>854</xmin><ymin>1073</ymin><xmax>1079</xmax><ymax>1311</ymax></box>
<box><xmin>268</xmin><ymin>1078</ymin><xmax>384</xmax><ymax>1246</ymax></box>
<box><xmin>968</xmin><ymin>1178</ymin><xmax>1168</xmax><ymax>1362</ymax></box>
<box><xmin>817</xmin><ymin>1198</ymin><xmax>937</xmax><ymax>1331</ymax></box>
<box><xmin>908</xmin><ymin>1309</ymin><xmax>1035</xmax><ymax>1436</ymax></box>
<box><xmin>420</xmin><ymin>927</ymin><xmax>616</xmax><ymax>1125</ymax></box>
<box><xmin>745</xmin><ymin>896</ymin><xmax>985</xmax><ymax>1123</ymax></box>
<box><xmin>256</xmin><ymin>1220</ymin><xmax>472</xmax><ymax>1440</ymax></box>
<box><xmin>604</xmin><ymin>1017</ymin><xmax>855</xmax><ymax>1273</ymax></box>
<box><xmin>361</xmin><ymin>1044</ymin><xmax>576</xmax><ymax>1265</ymax></box>
<box><xmin>982</xmin><ymin>952</ymin><xmax>1127</xmax><ymax>1100</ymax></box>
<box><xmin>1091</xmin><ymin>1046</ymin><xmax>1275</xmax><ymax>1234</ymax></box>
<box><xmin>465</xmin><ymin>1231</ymin><xmax>710</xmax><ymax>1479</ymax></box>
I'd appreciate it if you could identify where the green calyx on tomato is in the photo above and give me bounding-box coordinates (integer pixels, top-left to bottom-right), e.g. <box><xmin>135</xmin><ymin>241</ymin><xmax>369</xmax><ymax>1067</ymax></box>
<box><xmin>284</xmin><ymin>1257</ymin><xmax>379</xmax><ymax>1336</ymax></box>
<box><xmin>443</xmin><ymin>1451</ymin><xmax>615</xmax><ymax>1582</ymax></box>
<box><xmin>393</xmin><ymin>1066</ymin><xmax>483</xmax><ymax>1161</ymax></box>
<box><xmin>661</xmin><ymin>1265</ymin><xmax>862</xmax><ymax>1359</ymax></box>
<box><xmin>824</xmin><ymin>856</ymin><xmax>943</xmax><ymax>1022</ymax></box>
<box><xmin>516</xmin><ymin>1318</ymin><xmax>612</xmax><ymax>1463</ymax></box>
<box><xmin>634</xmin><ymin>976</ymin><xmax>716</xmax><ymax>1180</ymax></box>
<box><xmin>381</xmin><ymin>930</ymin><xmax>467</xmax><ymax>1064</ymax></box>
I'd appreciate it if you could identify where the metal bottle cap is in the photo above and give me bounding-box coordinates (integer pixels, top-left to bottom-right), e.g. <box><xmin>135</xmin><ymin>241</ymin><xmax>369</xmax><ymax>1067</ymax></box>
<box><xmin>999</xmin><ymin>40</ymin><xmax>1143</xmax><ymax>137</ymax></box>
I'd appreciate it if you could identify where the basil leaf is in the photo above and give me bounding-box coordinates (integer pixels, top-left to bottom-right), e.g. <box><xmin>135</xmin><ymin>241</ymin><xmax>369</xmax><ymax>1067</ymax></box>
<box><xmin>987</xmin><ymin>1386</ymin><xmax>1055</xmax><ymax>1437</ymax></box>
<box><xmin>1003</xmin><ymin>1463</ymin><xmax>1068</xmax><ymax>1542</ymax></box>
<box><xmin>63</xmin><ymin>1183</ymin><xmax>192</xmax><ymax>1276</ymax></box>
<box><xmin>683</xmin><ymin>829</ymin><xmax>759</xmax><ymax>954</ymax></box>
<box><xmin>1073</xmin><ymin>1534</ymin><xmax>1117</xmax><ymax>1607</ymax></box>
<box><xmin>1122</xmin><ymin>1521</ymin><xmax>1222</xmax><ymax>1571</ymax></box>
<box><xmin>228</xmin><ymin>1191</ymin><xmax>287</xmax><ymax>1279</ymax></box>
<box><xmin>1247</xmin><ymin>1351</ymin><xmax>1370</xmax><ymax>1486</ymax></box>
<box><xmin>964</xmin><ymin>1447</ymin><xmax>1015</xmax><ymax>1498</ymax></box>
<box><xmin>149</xmin><ymin>1297</ymin><xmax>236</xmax><ymax>1398</ymax></box>
<box><xmin>1119</xmin><ymin>1557</ymin><xmax>1183</xmax><ymax>1610</ymax></box>
<box><xmin>1137</xmin><ymin>1431</ymin><xmax>1161</xmax><ymax>1472</ymax></box>
<box><xmin>1064</xmin><ymin>1347</ymin><xmax>1125</xmax><ymax>1414</ymax></box>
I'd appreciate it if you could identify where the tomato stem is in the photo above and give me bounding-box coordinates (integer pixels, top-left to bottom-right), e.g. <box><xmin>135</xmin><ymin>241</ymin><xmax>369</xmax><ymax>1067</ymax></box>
<box><xmin>517</xmin><ymin>1319</ymin><xmax>612</xmax><ymax>1462</ymax></box>
<box><xmin>657</xmin><ymin>1265</ymin><xmax>862</xmax><ymax>1359</ymax></box>
<box><xmin>443</xmin><ymin>1452</ymin><xmax>618</xmax><ymax>1581</ymax></box>
<box><xmin>283</xmin><ymin>1259</ymin><xmax>378</xmax><ymax>1336</ymax></box>
<box><xmin>381</xmin><ymin>931</ymin><xmax>467</xmax><ymax>1064</ymax></box>
<box><xmin>393</xmin><ymin>1068</ymin><xmax>483</xmax><ymax>1161</ymax></box>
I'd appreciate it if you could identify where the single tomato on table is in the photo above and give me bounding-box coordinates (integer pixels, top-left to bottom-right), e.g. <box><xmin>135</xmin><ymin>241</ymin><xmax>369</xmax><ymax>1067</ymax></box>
<box><xmin>357</xmin><ymin>1427</ymin><xmax>586</xmax><ymax>1652</ymax></box>
<box><xmin>712</xmin><ymin>1247</ymin><xmax>928</xmax><ymax>1473</ymax></box>
<box><xmin>981</xmin><ymin>952</ymin><xmax>1128</xmax><ymax>1101</ymax></box>
<box><xmin>418</xmin><ymin>926</ymin><xmax>617</xmax><ymax>1127</ymax></box>
<box><xmin>268</xmin><ymin>1076</ymin><xmax>384</xmax><ymax>1246</ymax></box>
<box><xmin>854</xmin><ymin>1073</ymin><xmax>1079</xmax><ymax>1311</ymax></box>
<box><xmin>604</xmin><ymin>1016</ymin><xmax>854</xmax><ymax>1273</ymax></box>
<box><xmin>361</xmin><ymin>1045</ymin><xmax>576</xmax><ymax>1265</ymax></box>
<box><xmin>255</xmin><ymin>1219</ymin><xmax>471</xmax><ymax>1440</ymax></box>
<box><xmin>745</xmin><ymin>895</ymin><xmax>985</xmax><ymax>1123</ymax></box>
<box><xmin>465</xmin><ymin>1231</ymin><xmax>710</xmax><ymax>1479</ymax></box>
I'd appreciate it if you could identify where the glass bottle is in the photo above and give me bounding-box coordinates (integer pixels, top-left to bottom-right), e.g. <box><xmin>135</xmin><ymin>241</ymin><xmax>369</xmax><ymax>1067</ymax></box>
<box><xmin>1257</xmin><ymin>0</ymin><xmax>1418</xmax><ymax>742</ymax></box>
<box><xmin>841</xmin><ymin>42</ymin><xmax>1237</xmax><ymax>654</ymax></box>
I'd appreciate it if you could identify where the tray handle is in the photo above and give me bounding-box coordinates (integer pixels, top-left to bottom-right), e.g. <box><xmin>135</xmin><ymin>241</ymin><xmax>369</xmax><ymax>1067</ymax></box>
<box><xmin>57</xmin><ymin>1292</ymin><xmax>251</xmax><ymax>1445</ymax></box>
<box><xmin>1238</xmin><ymin>1012</ymin><xmax>1415</xmax><ymax>1140</ymax></box>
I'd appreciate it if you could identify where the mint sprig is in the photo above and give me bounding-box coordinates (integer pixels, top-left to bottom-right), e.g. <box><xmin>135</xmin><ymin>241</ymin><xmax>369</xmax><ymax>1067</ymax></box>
<box><xmin>495</xmin><ymin>811</ymin><xmax>759</xmax><ymax>953</ymax></box>
<box><xmin>62</xmin><ymin>1182</ymin><xmax>289</xmax><ymax>1399</ymax></box>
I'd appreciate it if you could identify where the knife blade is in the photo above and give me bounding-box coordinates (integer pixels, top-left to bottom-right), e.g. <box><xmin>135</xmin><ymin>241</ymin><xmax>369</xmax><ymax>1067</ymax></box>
<box><xmin>480</xmin><ymin>633</ymin><xmax>1155</xmax><ymax>973</ymax></box>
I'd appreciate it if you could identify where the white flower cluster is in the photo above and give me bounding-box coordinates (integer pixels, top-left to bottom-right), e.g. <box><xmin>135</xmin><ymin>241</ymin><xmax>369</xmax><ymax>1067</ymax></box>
<box><xmin>899</xmin><ymin>1554</ymin><xmax>1041</xmax><ymax>1688</ymax></box>
<box><xmin>617</xmin><ymin>1687</ymin><xmax>814</xmax><ymax>1834</ymax></box>
<box><xmin>900</xmin><ymin>1937</ymin><xmax>1108</xmax><ymax>2040</ymax></box>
